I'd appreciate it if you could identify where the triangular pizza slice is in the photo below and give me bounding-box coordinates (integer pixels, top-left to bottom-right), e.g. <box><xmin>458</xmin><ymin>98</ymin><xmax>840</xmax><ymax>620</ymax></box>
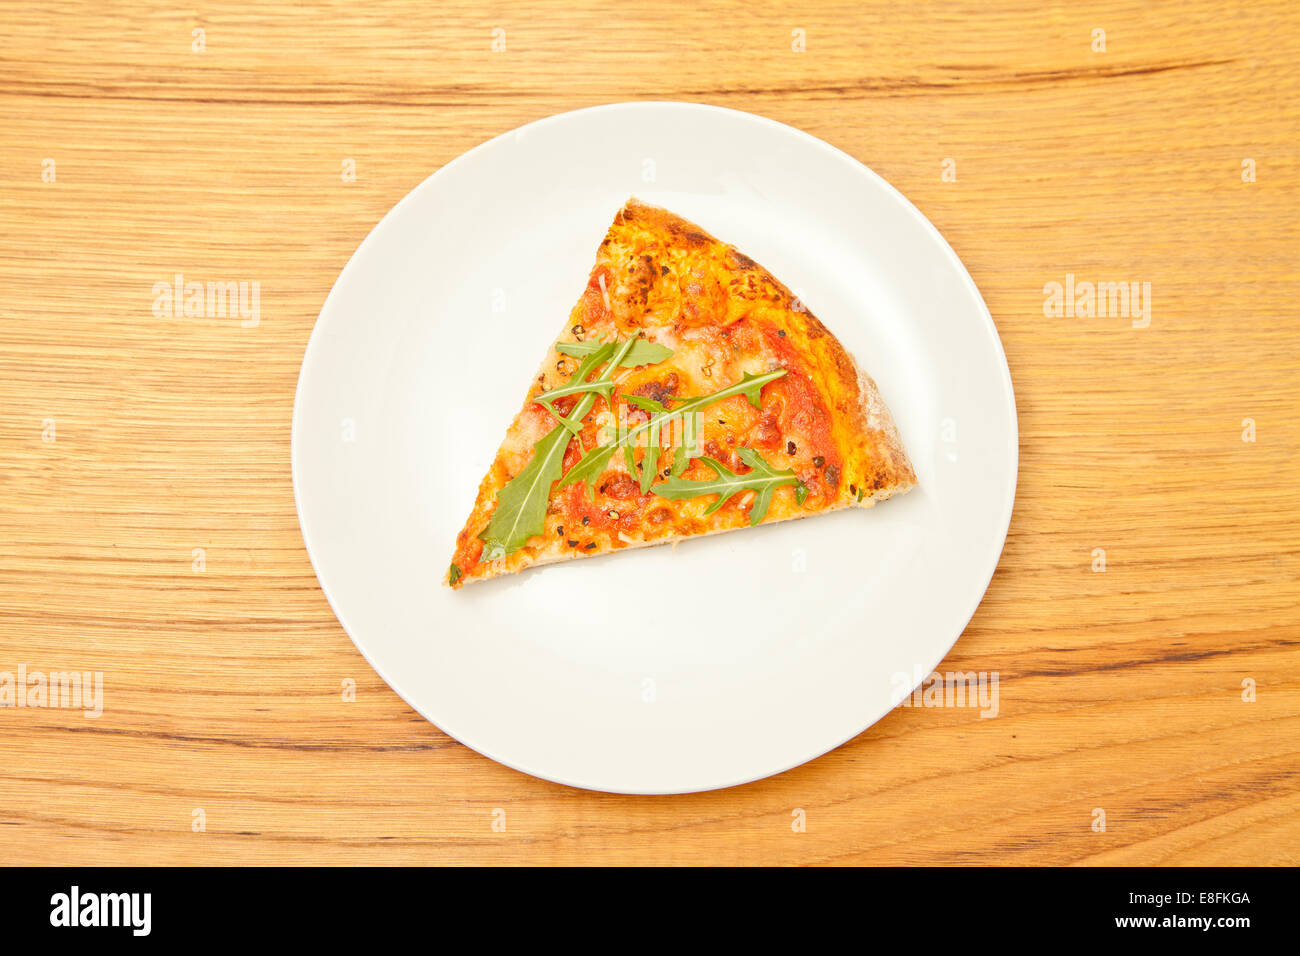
<box><xmin>447</xmin><ymin>198</ymin><xmax>916</xmax><ymax>587</ymax></box>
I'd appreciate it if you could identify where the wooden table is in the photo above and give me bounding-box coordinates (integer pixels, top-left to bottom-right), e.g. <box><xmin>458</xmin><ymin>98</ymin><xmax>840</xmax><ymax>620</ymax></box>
<box><xmin>2</xmin><ymin>0</ymin><xmax>1297</xmax><ymax>866</ymax></box>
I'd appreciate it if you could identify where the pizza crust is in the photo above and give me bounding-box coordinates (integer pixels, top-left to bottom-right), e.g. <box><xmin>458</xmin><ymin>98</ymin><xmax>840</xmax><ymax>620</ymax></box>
<box><xmin>847</xmin><ymin>353</ymin><xmax>917</xmax><ymax>506</ymax></box>
<box><xmin>480</xmin><ymin>493</ymin><xmax>875</xmax><ymax>580</ymax></box>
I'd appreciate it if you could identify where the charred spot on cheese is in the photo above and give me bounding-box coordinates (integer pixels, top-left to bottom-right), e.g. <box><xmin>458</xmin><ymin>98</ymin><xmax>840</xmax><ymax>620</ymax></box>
<box><xmin>619</xmin><ymin>255</ymin><xmax>660</xmax><ymax>313</ymax></box>
<box><xmin>631</xmin><ymin>373</ymin><xmax>679</xmax><ymax>406</ymax></box>
<box><xmin>752</xmin><ymin>410</ymin><xmax>782</xmax><ymax>449</ymax></box>
<box><xmin>664</xmin><ymin>218</ymin><xmax>710</xmax><ymax>248</ymax></box>
<box><xmin>600</xmin><ymin>475</ymin><xmax>639</xmax><ymax>499</ymax></box>
<box><xmin>731</xmin><ymin>250</ymin><xmax>757</xmax><ymax>270</ymax></box>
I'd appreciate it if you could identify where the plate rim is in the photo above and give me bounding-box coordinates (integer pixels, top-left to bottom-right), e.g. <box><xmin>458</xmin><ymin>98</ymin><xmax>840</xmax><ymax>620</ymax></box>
<box><xmin>291</xmin><ymin>100</ymin><xmax>1019</xmax><ymax>794</ymax></box>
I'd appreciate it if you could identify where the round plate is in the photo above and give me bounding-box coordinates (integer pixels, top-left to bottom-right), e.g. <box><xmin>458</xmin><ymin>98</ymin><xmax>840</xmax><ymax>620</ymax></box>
<box><xmin>292</xmin><ymin>102</ymin><xmax>1017</xmax><ymax>794</ymax></box>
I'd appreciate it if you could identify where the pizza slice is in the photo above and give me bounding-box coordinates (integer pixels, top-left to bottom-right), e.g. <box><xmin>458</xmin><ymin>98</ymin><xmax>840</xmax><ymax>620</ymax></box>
<box><xmin>446</xmin><ymin>198</ymin><xmax>916</xmax><ymax>588</ymax></box>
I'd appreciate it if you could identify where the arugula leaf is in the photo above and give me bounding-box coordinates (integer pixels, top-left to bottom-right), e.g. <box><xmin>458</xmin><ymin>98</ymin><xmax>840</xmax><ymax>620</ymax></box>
<box><xmin>533</xmin><ymin>379</ymin><xmax>616</xmax><ymax>430</ymax></box>
<box><xmin>735</xmin><ymin>371</ymin><xmax>776</xmax><ymax>409</ymax></box>
<box><xmin>448</xmin><ymin>562</ymin><xmax>462</xmax><ymax>585</ymax></box>
<box><xmin>624</xmin><ymin>368</ymin><xmax>786</xmax><ymax>447</ymax></box>
<box><xmin>623</xmin><ymin>393</ymin><xmax>671</xmax><ymax>488</ymax></box>
<box><xmin>621</xmin><ymin>393</ymin><xmax>674</xmax><ymax>415</ymax></box>
<box><xmin>565</xmin><ymin>342</ymin><xmax>616</xmax><ymax>381</ymax></box>
<box><xmin>671</xmin><ymin>410</ymin><xmax>702</xmax><ymax>477</ymax></box>
<box><xmin>479</xmin><ymin>336</ymin><xmax>638</xmax><ymax>559</ymax></box>
<box><xmin>558</xmin><ymin>339</ymin><xmax>673</xmax><ymax>367</ymax></box>
<box><xmin>535</xmin><ymin>341</ymin><xmax>674</xmax><ymax>430</ymax></box>
<box><xmin>651</xmin><ymin>447</ymin><xmax>803</xmax><ymax>526</ymax></box>
<box><xmin>477</xmin><ymin>425</ymin><xmax>568</xmax><ymax>562</ymax></box>
<box><xmin>640</xmin><ymin>416</ymin><xmax>661</xmax><ymax>493</ymax></box>
<box><xmin>559</xmin><ymin>368</ymin><xmax>788</xmax><ymax>496</ymax></box>
<box><xmin>556</xmin><ymin>443</ymin><xmax>615</xmax><ymax>498</ymax></box>
<box><xmin>534</xmin><ymin>379</ymin><xmax>616</xmax><ymax>405</ymax></box>
<box><xmin>736</xmin><ymin>446</ymin><xmax>793</xmax><ymax>477</ymax></box>
<box><xmin>618</xmin><ymin>395</ymin><xmax>668</xmax><ymax>492</ymax></box>
<box><xmin>534</xmin><ymin>343</ymin><xmax>614</xmax><ymax>434</ymax></box>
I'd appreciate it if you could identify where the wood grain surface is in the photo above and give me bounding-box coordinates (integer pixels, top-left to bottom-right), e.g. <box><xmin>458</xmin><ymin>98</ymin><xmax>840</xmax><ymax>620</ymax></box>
<box><xmin>1</xmin><ymin>0</ymin><xmax>1297</xmax><ymax>866</ymax></box>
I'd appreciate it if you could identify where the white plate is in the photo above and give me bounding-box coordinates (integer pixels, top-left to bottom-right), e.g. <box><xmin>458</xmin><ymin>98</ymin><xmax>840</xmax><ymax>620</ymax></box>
<box><xmin>292</xmin><ymin>102</ymin><xmax>1017</xmax><ymax>794</ymax></box>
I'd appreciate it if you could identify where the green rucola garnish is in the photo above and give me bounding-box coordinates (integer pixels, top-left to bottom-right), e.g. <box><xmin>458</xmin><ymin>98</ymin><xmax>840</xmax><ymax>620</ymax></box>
<box><xmin>623</xmin><ymin>370</ymin><xmax>785</xmax><ymax>445</ymax></box>
<box><xmin>479</xmin><ymin>336</ymin><xmax>790</xmax><ymax>560</ymax></box>
<box><xmin>561</xmin><ymin>368</ymin><xmax>788</xmax><ymax>495</ymax></box>
<box><xmin>621</xmin><ymin>393</ymin><xmax>672</xmax><ymax>493</ymax></box>
<box><xmin>557</xmin><ymin>442</ymin><xmax>617</xmax><ymax>497</ymax></box>
<box><xmin>557</xmin><ymin>339</ymin><xmax>674</xmax><ymax>367</ymax></box>
<box><xmin>672</xmin><ymin>404</ymin><xmax>702</xmax><ymax>477</ymax></box>
<box><xmin>651</xmin><ymin>447</ymin><xmax>807</xmax><ymax>526</ymax></box>
<box><xmin>533</xmin><ymin>343</ymin><xmax>615</xmax><ymax>434</ymax></box>
<box><xmin>478</xmin><ymin>335</ymin><xmax>654</xmax><ymax>561</ymax></box>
